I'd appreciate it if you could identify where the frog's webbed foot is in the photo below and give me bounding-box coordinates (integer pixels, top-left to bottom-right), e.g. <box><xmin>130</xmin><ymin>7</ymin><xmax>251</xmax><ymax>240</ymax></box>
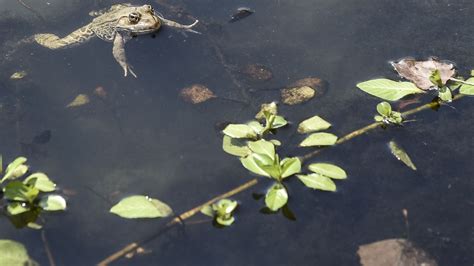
<box><xmin>112</xmin><ymin>33</ymin><xmax>137</xmax><ymax>78</ymax></box>
<box><xmin>159</xmin><ymin>17</ymin><xmax>201</xmax><ymax>34</ymax></box>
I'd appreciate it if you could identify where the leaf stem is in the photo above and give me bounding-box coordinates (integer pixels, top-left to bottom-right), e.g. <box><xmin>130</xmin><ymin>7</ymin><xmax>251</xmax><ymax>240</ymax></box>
<box><xmin>449</xmin><ymin>77</ymin><xmax>474</xmax><ymax>86</ymax></box>
<box><xmin>301</xmin><ymin>93</ymin><xmax>466</xmax><ymax>162</ymax></box>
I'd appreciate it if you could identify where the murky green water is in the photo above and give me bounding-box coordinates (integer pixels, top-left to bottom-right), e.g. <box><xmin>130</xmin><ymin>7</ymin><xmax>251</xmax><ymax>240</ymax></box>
<box><xmin>1</xmin><ymin>0</ymin><xmax>473</xmax><ymax>265</ymax></box>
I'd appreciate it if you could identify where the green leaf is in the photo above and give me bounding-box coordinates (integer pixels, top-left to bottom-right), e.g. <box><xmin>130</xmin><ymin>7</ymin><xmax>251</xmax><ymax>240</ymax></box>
<box><xmin>240</xmin><ymin>153</ymin><xmax>273</xmax><ymax>177</ymax></box>
<box><xmin>460</xmin><ymin>77</ymin><xmax>474</xmax><ymax>95</ymax></box>
<box><xmin>299</xmin><ymin>132</ymin><xmax>338</xmax><ymax>147</ymax></box>
<box><xmin>390</xmin><ymin>111</ymin><xmax>403</xmax><ymax>124</ymax></box>
<box><xmin>388</xmin><ymin>141</ymin><xmax>417</xmax><ymax>171</ymax></box>
<box><xmin>280</xmin><ymin>157</ymin><xmax>301</xmax><ymax>178</ymax></box>
<box><xmin>356</xmin><ymin>79</ymin><xmax>424</xmax><ymax>101</ymax></box>
<box><xmin>247</xmin><ymin>140</ymin><xmax>275</xmax><ymax>160</ymax></box>
<box><xmin>7</xmin><ymin>202</ymin><xmax>30</xmax><ymax>215</ymax></box>
<box><xmin>438</xmin><ymin>86</ymin><xmax>452</xmax><ymax>102</ymax></box>
<box><xmin>222</xmin><ymin>135</ymin><xmax>251</xmax><ymax>157</ymax></box>
<box><xmin>39</xmin><ymin>195</ymin><xmax>67</xmax><ymax>211</ymax></box>
<box><xmin>216</xmin><ymin>216</ymin><xmax>235</xmax><ymax>226</ymax></box>
<box><xmin>213</xmin><ymin>199</ymin><xmax>238</xmax><ymax>216</ymax></box>
<box><xmin>271</xmin><ymin>115</ymin><xmax>288</xmax><ymax>129</ymax></box>
<box><xmin>110</xmin><ymin>195</ymin><xmax>173</xmax><ymax>219</ymax></box>
<box><xmin>308</xmin><ymin>163</ymin><xmax>347</xmax><ymax>179</ymax></box>
<box><xmin>374</xmin><ymin>115</ymin><xmax>384</xmax><ymax>122</ymax></box>
<box><xmin>429</xmin><ymin>69</ymin><xmax>443</xmax><ymax>87</ymax></box>
<box><xmin>247</xmin><ymin>121</ymin><xmax>264</xmax><ymax>135</ymax></box>
<box><xmin>255</xmin><ymin>102</ymin><xmax>278</xmax><ymax>120</ymax></box>
<box><xmin>297</xmin><ymin>174</ymin><xmax>337</xmax><ymax>192</ymax></box>
<box><xmin>24</xmin><ymin>172</ymin><xmax>56</xmax><ymax>192</ymax></box>
<box><xmin>200</xmin><ymin>205</ymin><xmax>214</xmax><ymax>217</ymax></box>
<box><xmin>269</xmin><ymin>139</ymin><xmax>281</xmax><ymax>146</ymax></box>
<box><xmin>265</xmin><ymin>183</ymin><xmax>288</xmax><ymax>211</ymax></box>
<box><xmin>376</xmin><ymin>102</ymin><xmax>392</xmax><ymax>116</ymax></box>
<box><xmin>222</xmin><ymin>124</ymin><xmax>257</xmax><ymax>139</ymax></box>
<box><xmin>0</xmin><ymin>239</ymin><xmax>37</xmax><ymax>266</ymax></box>
<box><xmin>297</xmin><ymin>115</ymin><xmax>332</xmax><ymax>134</ymax></box>
<box><xmin>26</xmin><ymin>222</ymin><xmax>43</xmax><ymax>230</ymax></box>
<box><xmin>2</xmin><ymin>157</ymin><xmax>29</xmax><ymax>183</ymax></box>
<box><xmin>3</xmin><ymin>181</ymin><xmax>39</xmax><ymax>203</ymax></box>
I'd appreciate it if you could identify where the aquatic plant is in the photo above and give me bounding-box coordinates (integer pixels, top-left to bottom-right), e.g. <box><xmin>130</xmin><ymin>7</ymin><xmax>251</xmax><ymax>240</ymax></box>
<box><xmin>200</xmin><ymin>198</ymin><xmax>238</xmax><ymax>226</ymax></box>
<box><xmin>0</xmin><ymin>156</ymin><xmax>66</xmax><ymax>228</ymax></box>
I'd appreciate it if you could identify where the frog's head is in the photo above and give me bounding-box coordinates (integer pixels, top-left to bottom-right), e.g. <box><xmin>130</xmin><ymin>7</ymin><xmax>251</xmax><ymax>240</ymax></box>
<box><xmin>116</xmin><ymin>5</ymin><xmax>161</xmax><ymax>34</ymax></box>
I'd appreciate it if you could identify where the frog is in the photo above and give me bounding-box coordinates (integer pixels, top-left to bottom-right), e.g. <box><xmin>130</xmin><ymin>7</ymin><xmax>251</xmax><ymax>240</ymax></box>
<box><xmin>34</xmin><ymin>4</ymin><xmax>199</xmax><ymax>77</ymax></box>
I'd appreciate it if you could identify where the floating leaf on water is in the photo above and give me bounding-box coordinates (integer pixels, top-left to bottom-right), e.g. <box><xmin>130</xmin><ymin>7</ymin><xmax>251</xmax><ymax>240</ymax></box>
<box><xmin>271</xmin><ymin>115</ymin><xmax>288</xmax><ymax>129</ymax></box>
<box><xmin>39</xmin><ymin>195</ymin><xmax>67</xmax><ymax>211</ymax></box>
<box><xmin>0</xmin><ymin>239</ymin><xmax>37</xmax><ymax>266</ymax></box>
<box><xmin>26</xmin><ymin>222</ymin><xmax>42</xmax><ymax>230</ymax></box>
<box><xmin>3</xmin><ymin>181</ymin><xmax>39</xmax><ymax>203</ymax></box>
<box><xmin>223</xmin><ymin>124</ymin><xmax>257</xmax><ymax>139</ymax></box>
<box><xmin>459</xmin><ymin>77</ymin><xmax>474</xmax><ymax>95</ymax></box>
<box><xmin>308</xmin><ymin>163</ymin><xmax>347</xmax><ymax>179</ymax></box>
<box><xmin>240</xmin><ymin>153</ymin><xmax>273</xmax><ymax>178</ymax></box>
<box><xmin>242</xmin><ymin>64</ymin><xmax>272</xmax><ymax>81</ymax></box>
<box><xmin>438</xmin><ymin>86</ymin><xmax>452</xmax><ymax>102</ymax></box>
<box><xmin>357</xmin><ymin>79</ymin><xmax>424</xmax><ymax>101</ymax></box>
<box><xmin>247</xmin><ymin>140</ymin><xmax>275</xmax><ymax>160</ymax></box>
<box><xmin>247</xmin><ymin>120</ymin><xmax>264</xmax><ymax>135</ymax></box>
<box><xmin>110</xmin><ymin>195</ymin><xmax>173</xmax><ymax>219</ymax></box>
<box><xmin>222</xmin><ymin>135</ymin><xmax>251</xmax><ymax>157</ymax></box>
<box><xmin>180</xmin><ymin>84</ymin><xmax>216</xmax><ymax>104</ymax></box>
<box><xmin>66</xmin><ymin>94</ymin><xmax>90</xmax><ymax>108</ymax></box>
<box><xmin>200</xmin><ymin>205</ymin><xmax>214</xmax><ymax>217</ymax></box>
<box><xmin>265</xmin><ymin>183</ymin><xmax>288</xmax><ymax>211</ymax></box>
<box><xmin>281</xmin><ymin>86</ymin><xmax>315</xmax><ymax>105</ymax></box>
<box><xmin>229</xmin><ymin>7</ymin><xmax>254</xmax><ymax>23</ymax></box>
<box><xmin>7</xmin><ymin>202</ymin><xmax>30</xmax><ymax>215</ymax></box>
<box><xmin>2</xmin><ymin>157</ymin><xmax>29</xmax><ymax>183</ymax></box>
<box><xmin>357</xmin><ymin>239</ymin><xmax>437</xmax><ymax>266</ymax></box>
<box><xmin>93</xmin><ymin>86</ymin><xmax>107</xmax><ymax>99</ymax></box>
<box><xmin>296</xmin><ymin>173</ymin><xmax>337</xmax><ymax>192</ymax></box>
<box><xmin>388</xmin><ymin>140</ymin><xmax>417</xmax><ymax>171</ymax></box>
<box><xmin>10</xmin><ymin>71</ymin><xmax>27</xmax><ymax>80</ymax></box>
<box><xmin>24</xmin><ymin>172</ymin><xmax>56</xmax><ymax>192</ymax></box>
<box><xmin>391</xmin><ymin>57</ymin><xmax>455</xmax><ymax>90</ymax></box>
<box><xmin>299</xmin><ymin>132</ymin><xmax>338</xmax><ymax>147</ymax></box>
<box><xmin>291</xmin><ymin>77</ymin><xmax>326</xmax><ymax>96</ymax></box>
<box><xmin>376</xmin><ymin>102</ymin><xmax>392</xmax><ymax>116</ymax></box>
<box><xmin>280</xmin><ymin>157</ymin><xmax>301</xmax><ymax>179</ymax></box>
<box><xmin>297</xmin><ymin>115</ymin><xmax>332</xmax><ymax>133</ymax></box>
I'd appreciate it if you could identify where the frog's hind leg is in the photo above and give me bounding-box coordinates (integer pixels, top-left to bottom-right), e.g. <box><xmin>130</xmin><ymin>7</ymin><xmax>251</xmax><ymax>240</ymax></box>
<box><xmin>34</xmin><ymin>25</ymin><xmax>95</xmax><ymax>49</ymax></box>
<box><xmin>159</xmin><ymin>17</ymin><xmax>200</xmax><ymax>34</ymax></box>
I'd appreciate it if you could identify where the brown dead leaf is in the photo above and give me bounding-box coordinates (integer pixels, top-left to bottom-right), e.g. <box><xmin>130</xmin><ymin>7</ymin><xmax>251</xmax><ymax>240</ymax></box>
<box><xmin>66</xmin><ymin>94</ymin><xmax>90</xmax><ymax>108</ymax></box>
<box><xmin>93</xmin><ymin>86</ymin><xmax>107</xmax><ymax>99</ymax></box>
<box><xmin>391</xmin><ymin>57</ymin><xmax>455</xmax><ymax>90</ymax></box>
<box><xmin>281</xmin><ymin>86</ymin><xmax>315</xmax><ymax>105</ymax></box>
<box><xmin>180</xmin><ymin>84</ymin><xmax>216</xmax><ymax>104</ymax></box>
<box><xmin>358</xmin><ymin>238</ymin><xmax>437</xmax><ymax>266</ymax></box>
<box><xmin>242</xmin><ymin>64</ymin><xmax>273</xmax><ymax>81</ymax></box>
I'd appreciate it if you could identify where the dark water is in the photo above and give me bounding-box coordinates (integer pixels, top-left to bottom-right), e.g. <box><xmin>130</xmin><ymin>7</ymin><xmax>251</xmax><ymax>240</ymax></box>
<box><xmin>1</xmin><ymin>0</ymin><xmax>473</xmax><ymax>265</ymax></box>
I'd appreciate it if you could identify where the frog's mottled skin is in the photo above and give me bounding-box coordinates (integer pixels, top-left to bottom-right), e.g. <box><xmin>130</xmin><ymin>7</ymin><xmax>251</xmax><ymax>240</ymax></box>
<box><xmin>34</xmin><ymin>4</ymin><xmax>198</xmax><ymax>77</ymax></box>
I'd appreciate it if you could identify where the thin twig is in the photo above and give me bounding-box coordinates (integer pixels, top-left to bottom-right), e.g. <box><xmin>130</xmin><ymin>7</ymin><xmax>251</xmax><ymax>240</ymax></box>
<box><xmin>41</xmin><ymin>230</ymin><xmax>56</xmax><ymax>266</ymax></box>
<box><xmin>449</xmin><ymin>77</ymin><xmax>474</xmax><ymax>86</ymax></box>
<box><xmin>97</xmin><ymin>178</ymin><xmax>258</xmax><ymax>266</ymax></box>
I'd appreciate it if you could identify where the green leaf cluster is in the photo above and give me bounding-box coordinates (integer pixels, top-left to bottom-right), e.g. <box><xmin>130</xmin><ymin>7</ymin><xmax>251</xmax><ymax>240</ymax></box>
<box><xmin>201</xmin><ymin>199</ymin><xmax>238</xmax><ymax>226</ymax></box>
<box><xmin>0</xmin><ymin>156</ymin><xmax>66</xmax><ymax>220</ymax></box>
<box><xmin>297</xmin><ymin>163</ymin><xmax>347</xmax><ymax>192</ymax></box>
<box><xmin>297</xmin><ymin>115</ymin><xmax>338</xmax><ymax>147</ymax></box>
<box><xmin>374</xmin><ymin>102</ymin><xmax>403</xmax><ymax>125</ymax></box>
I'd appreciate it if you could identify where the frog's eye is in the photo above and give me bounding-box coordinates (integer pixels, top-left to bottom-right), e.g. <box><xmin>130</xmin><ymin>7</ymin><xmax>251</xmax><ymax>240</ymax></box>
<box><xmin>145</xmin><ymin>5</ymin><xmax>154</xmax><ymax>13</ymax></box>
<box><xmin>128</xmin><ymin>12</ymin><xmax>141</xmax><ymax>23</ymax></box>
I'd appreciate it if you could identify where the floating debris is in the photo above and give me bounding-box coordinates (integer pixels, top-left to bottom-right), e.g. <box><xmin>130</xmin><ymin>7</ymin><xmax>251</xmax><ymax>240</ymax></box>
<box><xmin>358</xmin><ymin>239</ymin><xmax>437</xmax><ymax>266</ymax></box>
<box><xmin>10</xmin><ymin>71</ymin><xmax>27</xmax><ymax>80</ymax></box>
<box><xmin>388</xmin><ymin>140</ymin><xmax>417</xmax><ymax>171</ymax></box>
<box><xmin>242</xmin><ymin>64</ymin><xmax>273</xmax><ymax>81</ymax></box>
<box><xmin>93</xmin><ymin>86</ymin><xmax>107</xmax><ymax>99</ymax></box>
<box><xmin>281</xmin><ymin>86</ymin><xmax>315</xmax><ymax>105</ymax></box>
<box><xmin>66</xmin><ymin>94</ymin><xmax>90</xmax><ymax>108</ymax></box>
<box><xmin>229</xmin><ymin>7</ymin><xmax>254</xmax><ymax>23</ymax></box>
<box><xmin>180</xmin><ymin>84</ymin><xmax>216</xmax><ymax>104</ymax></box>
<box><xmin>391</xmin><ymin>57</ymin><xmax>455</xmax><ymax>90</ymax></box>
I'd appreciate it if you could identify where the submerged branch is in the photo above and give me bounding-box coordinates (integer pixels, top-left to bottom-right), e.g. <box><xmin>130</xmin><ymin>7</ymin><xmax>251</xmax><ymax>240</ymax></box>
<box><xmin>98</xmin><ymin>178</ymin><xmax>258</xmax><ymax>266</ymax></box>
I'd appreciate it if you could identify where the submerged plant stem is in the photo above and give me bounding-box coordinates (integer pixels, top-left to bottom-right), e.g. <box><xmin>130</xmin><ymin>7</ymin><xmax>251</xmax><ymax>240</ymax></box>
<box><xmin>98</xmin><ymin>178</ymin><xmax>258</xmax><ymax>266</ymax></box>
<box><xmin>301</xmin><ymin>93</ymin><xmax>466</xmax><ymax>162</ymax></box>
<box><xmin>42</xmin><ymin>230</ymin><xmax>56</xmax><ymax>266</ymax></box>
